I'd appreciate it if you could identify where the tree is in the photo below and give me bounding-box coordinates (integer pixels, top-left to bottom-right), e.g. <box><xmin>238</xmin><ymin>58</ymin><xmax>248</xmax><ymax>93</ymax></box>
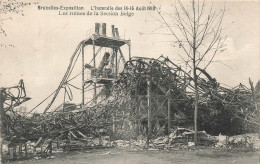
<box><xmin>153</xmin><ymin>0</ymin><xmax>226</xmax><ymax>145</ymax></box>
<box><xmin>0</xmin><ymin>0</ymin><xmax>37</xmax><ymax>47</ymax></box>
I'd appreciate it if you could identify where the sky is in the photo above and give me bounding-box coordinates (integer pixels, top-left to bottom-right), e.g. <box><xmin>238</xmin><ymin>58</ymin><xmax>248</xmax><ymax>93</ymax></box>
<box><xmin>0</xmin><ymin>0</ymin><xmax>259</xmax><ymax>113</ymax></box>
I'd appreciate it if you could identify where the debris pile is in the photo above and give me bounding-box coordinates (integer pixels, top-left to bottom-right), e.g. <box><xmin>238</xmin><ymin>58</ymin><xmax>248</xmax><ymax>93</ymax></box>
<box><xmin>1</xmin><ymin>56</ymin><xmax>259</xmax><ymax>161</ymax></box>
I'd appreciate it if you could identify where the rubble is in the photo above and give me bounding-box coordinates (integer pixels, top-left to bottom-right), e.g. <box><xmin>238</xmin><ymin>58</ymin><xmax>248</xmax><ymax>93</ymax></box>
<box><xmin>1</xmin><ymin>55</ymin><xmax>259</xmax><ymax>161</ymax></box>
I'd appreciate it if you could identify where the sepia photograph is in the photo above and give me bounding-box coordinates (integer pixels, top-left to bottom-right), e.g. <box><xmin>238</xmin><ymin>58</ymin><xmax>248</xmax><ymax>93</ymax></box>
<box><xmin>0</xmin><ymin>0</ymin><xmax>259</xmax><ymax>163</ymax></box>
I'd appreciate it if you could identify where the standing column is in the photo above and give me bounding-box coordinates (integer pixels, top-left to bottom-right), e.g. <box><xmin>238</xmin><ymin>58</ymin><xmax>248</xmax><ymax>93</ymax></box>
<box><xmin>0</xmin><ymin>90</ymin><xmax>4</xmax><ymax>137</ymax></box>
<box><xmin>147</xmin><ymin>75</ymin><xmax>152</xmax><ymax>147</ymax></box>
<box><xmin>0</xmin><ymin>89</ymin><xmax>6</xmax><ymax>160</ymax></box>
<box><xmin>18</xmin><ymin>144</ymin><xmax>22</xmax><ymax>159</ymax></box>
<box><xmin>9</xmin><ymin>147</ymin><xmax>14</xmax><ymax>160</ymax></box>
<box><xmin>112</xmin><ymin>113</ymin><xmax>116</xmax><ymax>133</ymax></box>
<box><xmin>168</xmin><ymin>95</ymin><xmax>171</xmax><ymax>135</ymax></box>
<box><xmin>0</xmin><ymin>143</ymin><xmax>3</xmax><ymax>162</ymax></box>
<box><xmin>49</xmin><ymin>140</ymin><xmax>52</xmax><ymax>156</ymax></box>
<box><xmin>168</xmin><ymin>72</ymin><xmax>171</xmax><ymax>135</ymax></box>
<box><xmin>135</xmin><ymin>82</ymin><xmax>139</xmax><ymax>137</ymax></box>
<box><xmin>82</xmin><ymin>43</ymin><xmax>85</xmax><ymax>110</ymax></box>
<box><xmin>249</xmin><ymin>79</ymin><xmax>260</xmax><ymax>139</ymax></box>
<box><xmin>112</xmin><ymin>104</ymin><xmax>116</xmax><ymax>142</ymax></box>
<box><xmin>115</xmin><ymin>48</ymin><xmax>118</xmax><ymax>77</ymax></box>
<box><xmin>93</xmin><ymin>37</ymin><xmax>97</xmax><ymax>104</ymax></box>
<box><xmin>128</xmin><ymin>43</ymin><xmax>131</xmax><ymax>60</ymax></box>
<box><xmin>24</xmin><ymin>143</ymin><xmax>27</xmax><ymax>158</ymax></box>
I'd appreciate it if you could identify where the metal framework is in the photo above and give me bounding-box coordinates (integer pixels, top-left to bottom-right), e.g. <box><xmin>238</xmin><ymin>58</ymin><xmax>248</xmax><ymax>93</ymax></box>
<box><xmin>82</xmin><ymin>23</ymin><xmax>131</xmax><ymax>109</ymax></box>
<box><xmin>0</xmin><ymin>24</ymin><xmax>259</xmax><ymax>160</ymax></box>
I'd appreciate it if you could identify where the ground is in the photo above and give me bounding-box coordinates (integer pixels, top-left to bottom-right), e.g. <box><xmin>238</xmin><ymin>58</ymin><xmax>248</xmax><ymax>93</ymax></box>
<box><xmin>5</xmin><ymin>148</ymin><xmax>260</xmax><ymax>164</ymax></box>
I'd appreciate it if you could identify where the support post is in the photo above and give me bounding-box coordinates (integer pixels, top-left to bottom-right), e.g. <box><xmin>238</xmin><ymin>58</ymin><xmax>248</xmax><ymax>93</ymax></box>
<box><xmin>109</xmin><ymin>132</ymin><xmax>111</xmax><ymax>147</ymax></box>
<box><xmin>82</xmin><ymin>42</ymin><xmax>85</xmax><ymax>110</ymax></box>
<box><xmin>0</xmin><ymin>89</ymin><xmax>4</xmax><ymax>140</ymax></box>
<box><xmin>41</xmin><ymin>144</ymin><xmax>43</xmax><ymax>153</ymax></box>
<box><xmin>99</xmin><ymin>132</ymin><xmax>101</xmax><ymax>145</ymax></box>
<box><xmin>93</xmin><ymin>37</ymin><xmax>97</xmax><ymax>104</ymax></box>
<box><xmin>167</xmin><ymin>68</ymin><xmax>171</xmax><ymax>135</ymax></box>
<box><xmin>118</xmin><ymin>48</ymin><xmax>126</xmax><ymax>63</ymax></box>
<box><xmin>25</xmin><ymin>143</ymin><xmax>27</xmax><ymax>158</ymax></box>
<box><xmin>13</xmin><ymin>145</ymin><xmax>16</xmax><ymax>159</ymax></box>
<box><xmin>19</xmin><ymin>144</ymin><xmax>22</xmax><ymax>159</ymax></box>
<box><xmin>115</xmin><ymin>48</ymin><xmax>118</xmax><ymax>77</ymax></box>
<box><xmin>57</xmin><ymin>139</ymin><xmax>60</xmax><ymax>149</ymax></box>
<box><xmin>254</xmin><ymin>97</ymin><xmax>260</xmax><ymax>139</ymax></box>
<box><xmin>249</xmin><ymin>78</ymin><xmax>260</xmax><ymax>139</ymax></box>
<box><xmin>49</xmin><ymin>141</ymin><xmax>52</xmax><ymax>156</ymax></box>
<box><xmin>1</xmin><ymin>144</ymin><xmax>3</xmax><ymax>161</ymax></box>
<box><xmin>135</xmin><ymin>82</ymin><xmax>139</xmax><ymax>137</ymax></box>
<box><xmin>147</xmin><ymin>75</ymin><xmax>152</xmax><ymax>147</ymax></box>
<box><xmin>9</xmin><ymin>147</ymin><xmax>13</xmax><ymax>160</ymax></box>
<box><xmin>168</xmin><ymin>90</ymin><xmax>171</xmax><ymax>135</ymax></box>
<box><xmin>128</xmin><ymin>44</ymin><xmax>131</xmax><ymax>60</ymax></box>
<box><xmin>63</xmin><ymin>88</ymin><xmax>66</xmax><ymax>112</ymax></box>
<box><xmin>112</xmin><ymin>113</ymin><xmax>116</xmax><ymax>134</ymax></box>
<box><xmin>0</xmin><ymin>89</ymin><xmax>4</xmax><ymax>161</ymax></box>
<box><xmin>256</xmin><ymin>103</ymin><xmax>260</xmax><ymax>139</ymax></box>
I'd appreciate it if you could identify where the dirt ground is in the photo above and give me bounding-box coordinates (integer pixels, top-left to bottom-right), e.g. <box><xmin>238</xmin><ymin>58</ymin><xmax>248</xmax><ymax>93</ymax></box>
<box><xmin>5</xmin><ymin>148</ymin><xmax>260</xmax><ymax>164</ymax></box>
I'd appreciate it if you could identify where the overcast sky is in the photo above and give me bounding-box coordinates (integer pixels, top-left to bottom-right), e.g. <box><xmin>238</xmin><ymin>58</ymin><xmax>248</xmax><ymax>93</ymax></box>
<box><xmin>0</xmin><ymin>0</ymin><xmax>259</xmax><ymax>113</ymax></box>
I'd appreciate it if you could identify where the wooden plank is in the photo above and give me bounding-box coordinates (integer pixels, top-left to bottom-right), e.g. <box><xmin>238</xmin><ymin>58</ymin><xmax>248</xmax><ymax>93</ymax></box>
<box><xmin>34</xmin><ymin>137</ymin><xmax>43</xmax><ymax>148</ymax></box>
<box><xmin>69</xmin><ymin>131</ymin><xmax>78</xmax><ymax>139</ymax></box>
<box><xmin>77</xmin><ymin>131</ymin><xmax>87</xmax><ymax>138</ymax></box>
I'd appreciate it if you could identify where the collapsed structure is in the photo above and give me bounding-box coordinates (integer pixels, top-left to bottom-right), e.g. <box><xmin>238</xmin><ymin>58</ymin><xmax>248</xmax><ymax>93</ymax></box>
<box><xmin>0</xmin><ymin>23</ymin><xmax>259</xmax><ymax>160</ymax></box>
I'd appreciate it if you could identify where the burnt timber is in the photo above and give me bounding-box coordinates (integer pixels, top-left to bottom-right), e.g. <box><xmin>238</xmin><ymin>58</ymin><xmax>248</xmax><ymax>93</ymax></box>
<box><xmin>0</xmin><ymin>23</ymin><xmax>259</xmax><ymax>160</ymax></box>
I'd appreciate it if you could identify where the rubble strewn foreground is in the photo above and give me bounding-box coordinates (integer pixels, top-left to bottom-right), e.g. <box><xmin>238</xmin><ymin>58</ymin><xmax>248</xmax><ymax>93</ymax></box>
<box><xmin>1</xmin><ymin>127</ymin><xmax>259</xmax><ymax>162</ymax></box>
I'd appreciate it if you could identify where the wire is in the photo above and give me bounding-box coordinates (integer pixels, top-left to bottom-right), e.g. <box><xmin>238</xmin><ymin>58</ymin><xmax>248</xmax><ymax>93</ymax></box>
<box><xmin>43</xmin><ymin>40</ymin><xmax>85</xmax><ymax>113</ymax></box>
<box><xmin>27</xmin><ymin>47</ymin><xmax>81</xmax><ymax>114</ymax></box>
<box><xmin>26</xmin><ymin>89</ymin><xmax>57</xmax><ymax>115</ymax></box>
<box><xmin>66</xmin><ymin>83</ymin><xmax>82</xmax><ymax>90</ymax></box>
<box><xmin>67</xmin><ymin>47</ymin><xmax>102</xmax><ymax>83</ymax></box>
